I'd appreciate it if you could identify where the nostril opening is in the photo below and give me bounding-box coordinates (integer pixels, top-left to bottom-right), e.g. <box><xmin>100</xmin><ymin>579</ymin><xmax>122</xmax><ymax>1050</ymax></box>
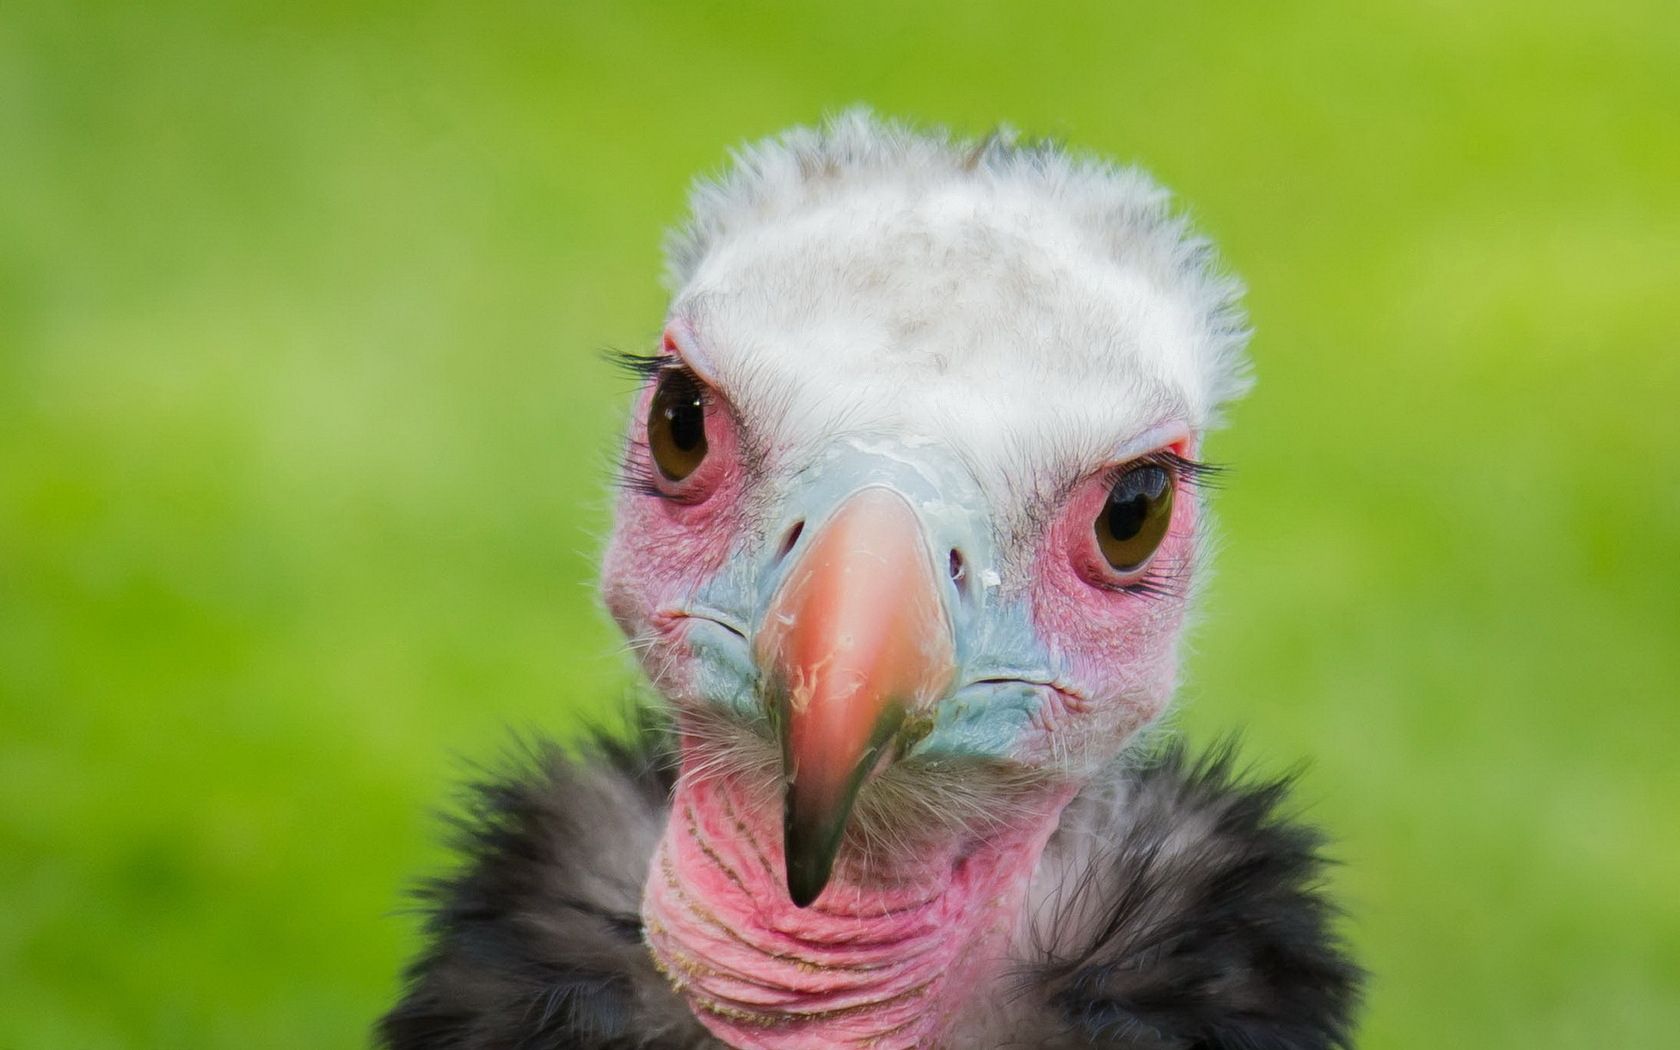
<box><xmin>948</xmin><ymin>548</ymin><xmax>966</xmax><ymax>586</ymax></box>
<box><xmin>775</xmin><ymin>520</ymin><xmax>805</xmax><ymax>564</ymax></box>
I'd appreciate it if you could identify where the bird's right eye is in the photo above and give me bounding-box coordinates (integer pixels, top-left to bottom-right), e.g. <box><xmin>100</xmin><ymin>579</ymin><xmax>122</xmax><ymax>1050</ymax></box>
<box><xmin>648</xmin><ymin>368</ymin><xmax>709</xmax><ymax>482</ymax></box>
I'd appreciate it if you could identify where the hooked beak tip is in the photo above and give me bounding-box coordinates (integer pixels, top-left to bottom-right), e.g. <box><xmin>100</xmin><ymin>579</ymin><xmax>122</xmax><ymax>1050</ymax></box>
<box><xmin>783</xmin><ymin>826</ymin><xmax>833</xmax><ymax>908</ymax></box>
<box><xmin>777</xmin><ymin>700</ymin><xmax>903</xmax><ymax>907</ymax></box>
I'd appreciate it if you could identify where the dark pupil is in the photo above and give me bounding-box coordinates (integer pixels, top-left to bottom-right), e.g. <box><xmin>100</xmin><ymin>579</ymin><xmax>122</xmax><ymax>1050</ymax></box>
<box><xmin>1107</xmin><ymin>467</ymin><xmax>1168</xmax><ymax>541</ymax></box>
<box><xmin>1107</xmin><ymin>492</ymin><xmax>1148</xmax><ymax>541</ymax></box>
<box><xmin>661</xmin><ymin>375</ymin><xmax>704</xmax><ymax>451</ymax></box>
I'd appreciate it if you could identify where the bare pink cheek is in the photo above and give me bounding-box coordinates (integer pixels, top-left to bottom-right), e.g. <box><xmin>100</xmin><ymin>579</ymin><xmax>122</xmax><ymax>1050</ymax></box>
<box><xmin>602</xmin><ymin>381</ymin><xmax>753</xmax><ymax>634</ymax></box>
<box><xmin>1025</xmin><ymin>500</ymin><xmax>1196</xmax><ymax>751</ymax></box>
<box><xmin>600</xmin><ymin>476</ymin><xmax>747</xmax><ymax>681</ymax></box>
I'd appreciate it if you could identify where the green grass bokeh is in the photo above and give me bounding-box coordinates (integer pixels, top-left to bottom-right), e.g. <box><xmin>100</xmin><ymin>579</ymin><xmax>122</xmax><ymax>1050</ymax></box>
<box><xmin>3</xmin><ymin>2</ymin><xmax>1677</xmax><ymax>1046</ymax></box>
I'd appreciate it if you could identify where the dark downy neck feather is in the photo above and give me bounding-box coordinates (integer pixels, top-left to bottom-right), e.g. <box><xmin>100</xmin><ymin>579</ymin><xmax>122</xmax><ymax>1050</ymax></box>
<box><xmin>379</xmin><ymin>715</ymin><xmax>1361</xmax><ymax>1049</ymax></box>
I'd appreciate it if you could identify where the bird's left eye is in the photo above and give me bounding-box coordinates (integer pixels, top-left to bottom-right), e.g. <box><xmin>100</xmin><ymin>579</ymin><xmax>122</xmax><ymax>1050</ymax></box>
<box><xmin>648</xmin><ymin>368</ymin><xmax>709</xmax><ymax>481</ymax></box>
<box><xmin>1095</xmin><ymin>464</ymin><xmax>1173</xmax><ymax>574</ymax></box>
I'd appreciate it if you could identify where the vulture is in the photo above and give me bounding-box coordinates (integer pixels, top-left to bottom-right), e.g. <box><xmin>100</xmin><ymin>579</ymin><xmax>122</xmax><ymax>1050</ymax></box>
<box><xmin>380</xmin><ymin>111</ymin><xmax>1362</xmax><ymax>1049</ymax></box>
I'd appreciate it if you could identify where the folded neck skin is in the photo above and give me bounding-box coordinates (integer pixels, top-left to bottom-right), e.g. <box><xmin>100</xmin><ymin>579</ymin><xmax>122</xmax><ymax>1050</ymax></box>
<box><xmin>643</xmin><ymin>743</ymin><xmax>1077</xmax><ymax>1050</ymax></box>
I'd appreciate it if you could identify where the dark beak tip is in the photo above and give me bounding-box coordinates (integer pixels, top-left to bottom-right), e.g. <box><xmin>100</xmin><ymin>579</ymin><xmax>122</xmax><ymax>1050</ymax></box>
<box><xmin>786</xmin><ymin>873</ymin><xmax>823</xmax><ymax>909</ymax></box>
<box><xmin>783</xmin><ymin>814</ymin><xmax>841</xmax><ymax>908</ymax></box>
<box><xmin>784</xmin><ymin>846</ymin><xmax>832</xmax><ymax>907</ymax></box>
<box><xmin>780</xmin><ymin>709</ymin><xmax>904</xmax><ymax>909</ymax></box>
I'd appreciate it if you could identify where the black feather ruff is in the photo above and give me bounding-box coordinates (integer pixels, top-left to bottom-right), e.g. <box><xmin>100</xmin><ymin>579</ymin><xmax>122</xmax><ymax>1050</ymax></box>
<box><xmin>1013</xmin><ymin>743</ymin><xmax>1363</xmax><ymax>1049</ymax></box>
<box><xmin>377</xmin><ymin>717</ymin><xmax>721</xmax><ymax>1049</ymax></box>
<box><xmin>378</xmin><ymin>726</ymin><xmax>1361</xmax><ymax>1049</ymax></box>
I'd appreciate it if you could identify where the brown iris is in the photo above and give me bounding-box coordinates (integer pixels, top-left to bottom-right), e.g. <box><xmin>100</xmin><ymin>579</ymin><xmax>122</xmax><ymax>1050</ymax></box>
<box><xmin>1096</xmin><ymin>464</ymin><xmax>1173</xmax><ymax>573</ymax></box>
<box><xmin>648</xmin><ymin>368</ymin><xmax>708</xmax><ymax>481</ymax></box>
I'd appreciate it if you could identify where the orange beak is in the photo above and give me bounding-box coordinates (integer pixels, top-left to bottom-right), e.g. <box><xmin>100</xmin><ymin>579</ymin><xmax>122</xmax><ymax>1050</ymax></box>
<box><xmin>755</xmin><ymin>487</ymin><xmax>955</xmax><ymax>906</ymax></box>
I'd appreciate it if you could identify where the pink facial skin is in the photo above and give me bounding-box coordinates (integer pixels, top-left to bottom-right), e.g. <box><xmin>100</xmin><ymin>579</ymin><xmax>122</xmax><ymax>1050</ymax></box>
<box><xmin>599</xmin><ymin>344</ymin><xmax>751</xmax><ymax>695</ymax></box>
<box><xmin>1020</xmin><ymin>442</ymin><xmax>1201</xmax><ymax>763</ymax></box>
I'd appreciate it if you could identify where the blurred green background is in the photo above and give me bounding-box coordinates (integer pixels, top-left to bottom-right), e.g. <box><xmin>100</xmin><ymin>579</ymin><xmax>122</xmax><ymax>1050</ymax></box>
<box><xmin>3</xmin><ymin>1</ymin><xmax>1676</xmax><ymax>1046</ymax></box>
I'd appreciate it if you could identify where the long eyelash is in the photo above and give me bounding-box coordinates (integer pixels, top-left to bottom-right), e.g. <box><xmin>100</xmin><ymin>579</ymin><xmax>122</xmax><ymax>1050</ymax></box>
<box><xmin>613</xmin><ymin>436</ymin><xmax>712</xmax><ymax>507</ymax></box>
<box><xmin>600</xmin><ymin>347</ymin><xmax>675</xmax><ymax>500</ymax></box>
<box><xmin>601</xmin><ymin>346</ymin><xmax>670</xmax><ymax>382</ymax></box>
<box><xmin>601</xmin><ymin>346</ymin><xmax>710</xmax><ymax>409</ymax></box>
<box><xmin>1110</xmin><ymin>545</ymin><xmax>1196</xmax><ymax>601</ymax></box>
<box><xmin>612</xmin><ymin>438</ymin><xmax>666</xmax><ymax>499</ymax></box>
<box><xmin>1117</xmin><ymin>558</ymin><xmax>1192</xmax><ymax>601</ymax></box>
<box><xmin>1126</xmin><ymin>449</ymin><xmax>1228</xmax><ymax>490</ymax></box>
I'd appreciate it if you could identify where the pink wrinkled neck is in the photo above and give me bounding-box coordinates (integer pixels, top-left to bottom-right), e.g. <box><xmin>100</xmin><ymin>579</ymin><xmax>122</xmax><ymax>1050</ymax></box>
<box><xmin>642</xmin><ymin>762</ymin><xmax>1072</xmax><ymax>1049</ymax></box>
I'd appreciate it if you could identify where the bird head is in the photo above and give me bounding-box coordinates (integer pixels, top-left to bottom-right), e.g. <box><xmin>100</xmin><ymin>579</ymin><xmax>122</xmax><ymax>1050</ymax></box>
<box><xmin>600</xmin><ymin>116</ymin><xmax>1249</xmax><ymax>1041</ymax></box>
